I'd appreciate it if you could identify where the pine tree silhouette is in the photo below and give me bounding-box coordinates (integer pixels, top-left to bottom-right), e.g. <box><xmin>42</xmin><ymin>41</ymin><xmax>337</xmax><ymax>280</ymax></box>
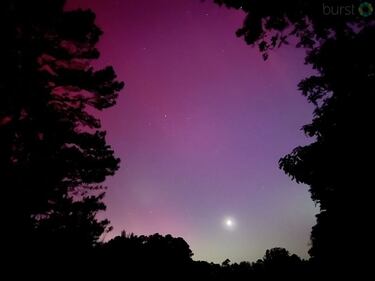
<box><xmin>0</xmin><ymin>0</ymin><xmax>123</xmax><ymax>261</ymax></box>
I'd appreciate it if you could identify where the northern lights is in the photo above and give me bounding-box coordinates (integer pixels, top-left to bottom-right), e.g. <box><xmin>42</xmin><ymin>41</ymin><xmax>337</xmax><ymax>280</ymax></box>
<box><xmin>67</xmin><ymin>0</ymin><xmax>318</xmax><ymax>263</ymax></box>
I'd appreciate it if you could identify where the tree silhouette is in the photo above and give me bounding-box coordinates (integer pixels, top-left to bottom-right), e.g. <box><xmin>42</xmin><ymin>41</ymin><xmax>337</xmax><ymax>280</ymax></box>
<box><xmin>214</xmin><ymin>0</ymin><xmax>374</xmax><ymax>276</ymax></box>
<box><xmin>280</xmin><ymin>26</ymin><xmax>374</xmax><ymax>275</ymax></box>
<box><xmin>99</xmin><ymin>233</ymin><xmax>309</xmax><ymax>281</ymax></box>
<box><xmin>214</xmin><ymin>0</ymin><xmax>371</xmax><ymax>59</ymax></box>
<box><xmin>262</xmin><ymin>247</ymin><xmax>306</xmax><ymax>278</ymax></box>
<box><xmin>101</xmin><ymin>232</ymin><xmax>194</xmax><ymax>280</ymax></box>
<box><xmin>0</xmin><ymin>0</ymin><xmax>123</xmax><ymax>257</ymax></box>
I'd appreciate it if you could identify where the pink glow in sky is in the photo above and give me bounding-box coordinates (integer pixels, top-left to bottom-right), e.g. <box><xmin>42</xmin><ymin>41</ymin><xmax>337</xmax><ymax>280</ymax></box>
<box><xmin>67</xmin><ymin>0</ymin><xmax>318</xmax><ymax>263</ymax></box>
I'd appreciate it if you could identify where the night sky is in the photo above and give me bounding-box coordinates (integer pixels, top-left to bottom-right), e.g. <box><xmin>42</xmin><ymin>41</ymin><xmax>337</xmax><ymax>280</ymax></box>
<box><xmin>67</xmin><ymin>0</ymin><xmax>318</xmax><ymax>263</ymax></box>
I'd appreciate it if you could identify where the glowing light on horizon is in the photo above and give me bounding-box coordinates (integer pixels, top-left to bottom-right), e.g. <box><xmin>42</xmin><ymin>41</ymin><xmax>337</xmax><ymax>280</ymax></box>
<box><xmin>223</xmin><ymin>217</ymin><xmax>236</xmax><ymax>231</ymax></box>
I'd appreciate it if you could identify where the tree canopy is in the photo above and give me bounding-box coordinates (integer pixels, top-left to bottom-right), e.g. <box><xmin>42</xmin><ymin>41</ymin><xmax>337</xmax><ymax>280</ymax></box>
<box><xmin>214</xmin><ymin>0</ymin><xmax>372</xmax><ymax>59</ymax></box>
<box><xmin>214</xmin><ymin>0</ymin><xmax>374</xmax><ymax>276</ymax></box>
<box><xmin>0</xmin><ymin>0</ymin><xmax>123</xmax><ymax>254</ymax></box>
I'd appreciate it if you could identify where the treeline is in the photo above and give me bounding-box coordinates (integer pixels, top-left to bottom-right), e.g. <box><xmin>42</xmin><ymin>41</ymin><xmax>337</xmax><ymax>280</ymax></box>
<box><xmin>18</xmin><ymin>230</ymin><xmax>313</xmax><ymax>280</ymax></box>
<box><xmin>31</xmin><ymin>231</ymin><xmax>313</xmax><ymax>280</ymax></box>
<box><xmin>99</xmin><ymin>232</ymin><xmax>310</xmax><ymax>280</ymax></box>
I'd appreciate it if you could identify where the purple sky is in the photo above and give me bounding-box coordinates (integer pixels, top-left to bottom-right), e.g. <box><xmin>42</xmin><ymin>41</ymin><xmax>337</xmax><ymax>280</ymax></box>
<box><xmin>67</xmin><ymin>0</ymin><xmax>317</xmax><ymax>263</ymax></box>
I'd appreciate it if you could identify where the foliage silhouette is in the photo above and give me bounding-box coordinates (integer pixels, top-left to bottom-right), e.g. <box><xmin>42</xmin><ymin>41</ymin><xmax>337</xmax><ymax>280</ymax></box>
<box><xmin>99</xmin><ymin>232</ymin><xmax>194</xmax><ymax>279</ymax></box>
<box><xmin>0</xmin><ymin>0</ymin><xmax>123</xmax><ymax>261</ymax></box>
<box><xmin>280</xmin><ymin>25</ymin><xmax>374</xmax><ymax>275</ymax></box>
<box><xmin>215</xmin><ymin>0</ymin><xmax>374</xmax><ymax>276</ymax></box>
<box><xmin>98</xmin><ymin>232</ymin><xmax>309</xmax><ymax>281</ymax></box>
<box><xmin>214</xmin><ymin>0</ymin><xmax>372</xmax><ymax>59</ymax></box>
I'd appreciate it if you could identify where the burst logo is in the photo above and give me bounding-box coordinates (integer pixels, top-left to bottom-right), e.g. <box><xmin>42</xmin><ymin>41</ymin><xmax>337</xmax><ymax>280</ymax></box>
<box><xmin>358</xmin><ymin>2</ymin><xmax>373</xmax><ymax>17</ymax></box>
